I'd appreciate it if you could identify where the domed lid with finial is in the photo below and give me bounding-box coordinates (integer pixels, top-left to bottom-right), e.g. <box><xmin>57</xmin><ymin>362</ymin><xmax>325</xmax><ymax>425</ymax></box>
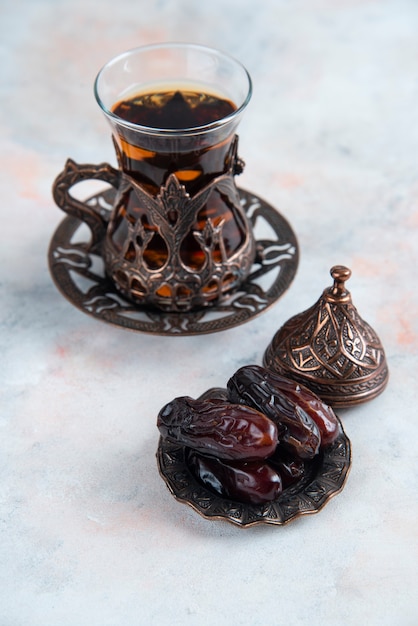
<box><xmin>263</xmin><ymin>265</ymin><xmax>389</xmax><ymax>407</ymax></box>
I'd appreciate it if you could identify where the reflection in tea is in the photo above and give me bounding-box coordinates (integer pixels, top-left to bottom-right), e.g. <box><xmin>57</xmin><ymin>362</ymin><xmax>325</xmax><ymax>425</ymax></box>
<box><xmin>112</xmin><ymin>89</ymin><xmax>236</xmax><ymax>129</ymax></box>
<box><xmin>111</xmin><ymin>89</ymin><xmax>237</xmax><ymax>192</ymax></box>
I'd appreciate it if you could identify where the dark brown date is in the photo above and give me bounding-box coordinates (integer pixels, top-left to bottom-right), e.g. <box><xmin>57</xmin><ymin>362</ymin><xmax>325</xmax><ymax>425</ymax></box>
<box><xmin>188</xmin><ymin>450</ymin><xmax>282</xmax><ymax>504</ymax></box>
<box><xmin>269</xmin><ymin>446</ymin><xmax>307</xmax><ymax>488</ymax></box>
<box><xmin>254</xmin><ymin>368</ymin><xmax>340</xmax><ymax>445</ymax></box>
<box><xmin>227</xmin><ymin>365</ymin><xmax>321</xmax><ymax>459</ymax></box>
<box><xmin>157</xmin><ymin>396</ymin><xmax>278</xmax><ymax>461</ymax></box>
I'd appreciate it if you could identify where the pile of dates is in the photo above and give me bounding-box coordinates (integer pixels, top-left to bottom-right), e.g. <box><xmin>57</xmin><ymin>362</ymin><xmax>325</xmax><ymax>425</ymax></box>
<box><xmin>157</xmin><ymin>365</ymin><xmax>340</xmax><ymax>505</ymax></box>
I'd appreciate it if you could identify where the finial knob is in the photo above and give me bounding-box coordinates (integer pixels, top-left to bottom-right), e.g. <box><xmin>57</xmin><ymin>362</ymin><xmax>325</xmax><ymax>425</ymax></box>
<box><xmin>326</xmin><ymin>265</ymin><xmax>352</xmax><ymax>303</ymax></box>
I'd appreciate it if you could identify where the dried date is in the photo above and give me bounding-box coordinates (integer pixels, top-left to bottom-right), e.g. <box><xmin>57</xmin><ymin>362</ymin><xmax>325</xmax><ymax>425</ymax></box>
<box><xmin>268</xmin><ymin>446</ymin><xmax>307</xmax><ymax>488</ymax></box>
<box><xmin>188</xmin><ymin>450</ymin><xmax>282</xmax><ymax>504</ymax></box>
<box><xmin>251</xmin><ymin>368</ymin><xmax>340</xmax><ymax>445</ymax></box>
<box><xmin>157</xmin><ymin>396</ymin><xmax>278</xmax><ymax>461</ymax></box>
<box><xmin>227</xmin><ymin>365</ymin><xmax>321</xmax><ymax>459</ymax></box>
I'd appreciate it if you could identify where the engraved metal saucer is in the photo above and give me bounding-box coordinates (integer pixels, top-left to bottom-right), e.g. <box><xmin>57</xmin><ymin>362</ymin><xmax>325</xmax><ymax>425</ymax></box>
<box><xmin>157</xmin><ymin>388</ymin><xmax>351</xmax><ymax>527</ymax></box>
<box><xmin>48</xmin><ymin>188</ymin><xmax>299</xmax><ymax>335</ymax></box>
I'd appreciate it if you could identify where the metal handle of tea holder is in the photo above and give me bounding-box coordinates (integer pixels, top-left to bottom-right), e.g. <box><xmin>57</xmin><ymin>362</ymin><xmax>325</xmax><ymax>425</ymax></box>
<box><xmin>52</xmin><ymin>159</ymin><xmax>120</xmax><ymax>253</ymax></box>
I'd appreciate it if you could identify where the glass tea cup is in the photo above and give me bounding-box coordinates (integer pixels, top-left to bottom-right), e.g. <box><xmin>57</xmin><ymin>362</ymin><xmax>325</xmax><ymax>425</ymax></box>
<box><xmin>52</xmin><ymin>43</ymin><xmax>255</xmax><ymax>312</ymax></box>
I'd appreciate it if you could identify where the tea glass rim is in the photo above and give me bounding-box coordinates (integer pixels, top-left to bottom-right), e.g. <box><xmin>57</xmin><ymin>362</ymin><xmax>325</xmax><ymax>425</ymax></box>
<box><xmin>93</xmin><ymin>42</ymin><xmax>253</xmax><ymax>138</ymax></box>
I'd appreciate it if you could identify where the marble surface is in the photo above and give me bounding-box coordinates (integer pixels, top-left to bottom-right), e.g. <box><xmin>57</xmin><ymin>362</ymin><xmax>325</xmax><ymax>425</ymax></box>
<box><xmin>1</xmin><ymin>1</ymin><xmax>418</xmax><ymax>624</ymax></box>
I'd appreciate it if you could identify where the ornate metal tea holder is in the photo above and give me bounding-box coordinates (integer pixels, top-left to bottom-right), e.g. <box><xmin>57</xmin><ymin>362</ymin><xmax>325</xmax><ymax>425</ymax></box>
<box><xmin>49</xmin><ymin>184</ymin><xmax>299</xmax><ymax>336</ymax></box>
<box><xmin>50</xmin><ymin>42</ymin><xmax>300</xmax><ymax>334</ymax></box>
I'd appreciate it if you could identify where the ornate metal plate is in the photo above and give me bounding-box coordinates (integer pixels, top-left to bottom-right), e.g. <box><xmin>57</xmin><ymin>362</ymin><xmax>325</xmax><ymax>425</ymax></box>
<box><xmin>157</xmin><ymin>388</ymin><xmax>351</xmax><ymax>527</ymax></box>
<box><xmin>48</xmin><ymin>188</ymin><xmax>299</xmax><ymax>335</ymax></box>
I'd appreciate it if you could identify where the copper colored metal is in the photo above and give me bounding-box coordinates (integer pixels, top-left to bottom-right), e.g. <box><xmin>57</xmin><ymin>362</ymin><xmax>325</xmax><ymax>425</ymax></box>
<box><xmin>48</xmin><ymin>187</ymin><xmax>299</xmax><ymax>336</ymax></box>
<box><xmin>52</xmin><ymin>139</ymin><xmax>256</xmax><ymax>313</ymax></box>
<box><xmin>263</xmin><ymin>265</ymin><xmax>389</xmax><ymax>407</ymax></box>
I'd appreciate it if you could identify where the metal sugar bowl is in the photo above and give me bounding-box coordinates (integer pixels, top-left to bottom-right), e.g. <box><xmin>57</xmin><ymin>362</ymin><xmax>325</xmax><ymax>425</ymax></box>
<box><xmin>263</xmin><ymin>265</ymin><xmax>389</xmax><ymax>408</ymax></box>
